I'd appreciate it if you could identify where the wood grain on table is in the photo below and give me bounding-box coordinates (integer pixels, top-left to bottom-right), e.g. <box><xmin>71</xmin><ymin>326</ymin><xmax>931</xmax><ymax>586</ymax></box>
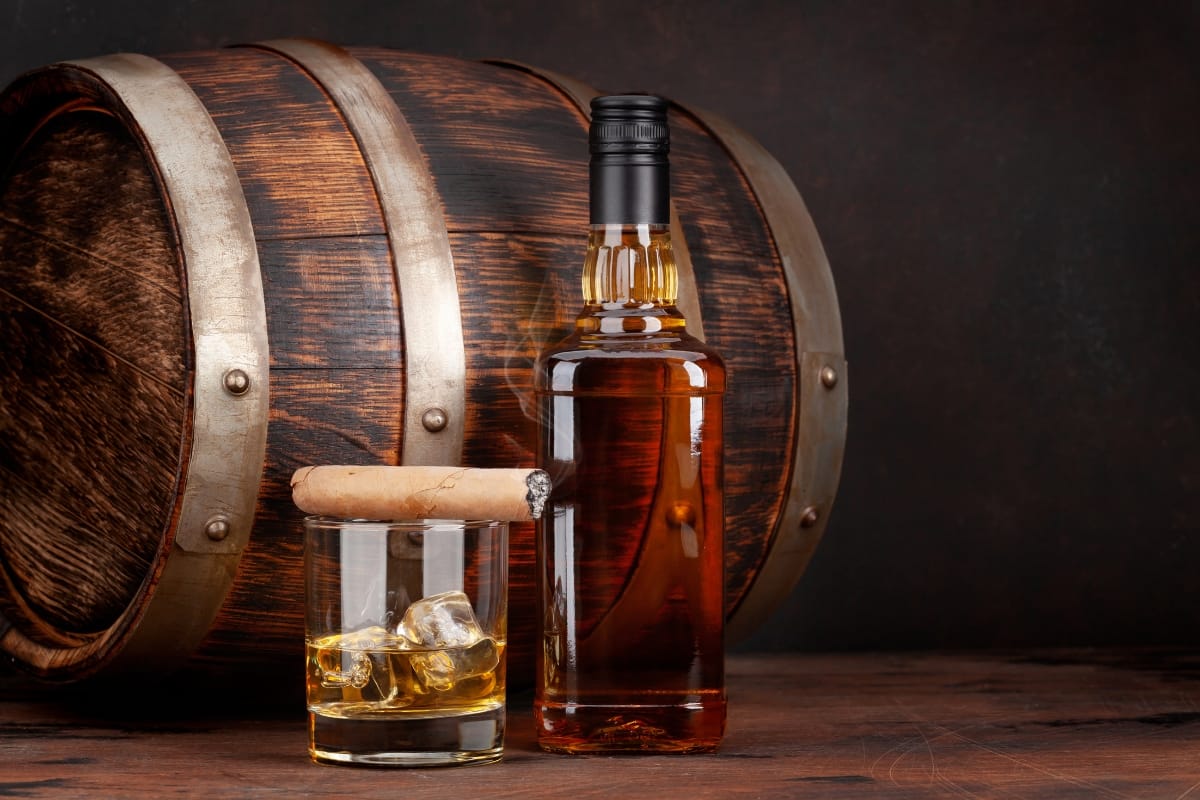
<box><xmin>2</xmin><ymin>650</ymin><xmax>1198</xmax><ymax>798</ymax></box>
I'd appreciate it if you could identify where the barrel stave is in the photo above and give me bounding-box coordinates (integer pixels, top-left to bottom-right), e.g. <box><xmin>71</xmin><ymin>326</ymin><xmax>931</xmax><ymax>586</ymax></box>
<box><xmin>159</xmin><ymin>49</ymin><xmax>386</xmax><ymax>241</ymax></box>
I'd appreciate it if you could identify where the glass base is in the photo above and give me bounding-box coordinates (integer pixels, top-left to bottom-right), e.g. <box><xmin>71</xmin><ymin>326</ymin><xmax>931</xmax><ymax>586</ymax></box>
<box><xmin>311</xmin><ymin>748</ymin><xmax>503</xmax><ymax>768</ymax></box>
<box><xmin>309</xmin><ymin>705</ymin><xmax>504</xmax><ymax>768</ymax></box>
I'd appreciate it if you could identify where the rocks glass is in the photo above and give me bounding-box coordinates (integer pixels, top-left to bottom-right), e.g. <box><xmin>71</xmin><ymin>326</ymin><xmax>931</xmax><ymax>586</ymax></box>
<box><xmin>304</xmin><ymin>517</ymin><xmax>508</xmax><ymax>766</ymax></box>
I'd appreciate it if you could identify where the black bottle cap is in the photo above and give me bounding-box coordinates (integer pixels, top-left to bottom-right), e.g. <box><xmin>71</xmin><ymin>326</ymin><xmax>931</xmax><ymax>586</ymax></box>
<box><xmin>590</xmin><ymin>95</ymin><xmax>670</xmax><ymax>157</ymax></box>
<box><xmin>589</xmin><ymin>94</ymin><xmax>670</xmax><ymax>225</ymax></box>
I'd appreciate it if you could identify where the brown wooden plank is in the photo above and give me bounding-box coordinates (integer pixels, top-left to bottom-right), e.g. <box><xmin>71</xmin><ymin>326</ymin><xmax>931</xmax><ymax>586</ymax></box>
<box><xmin>352</xmin><ymin>49</ymin><xmax>590</xmax><ymax>235</ymax></box>
<box><xmin>671</xmin><ymin>108</ymin><xmax>791</xmax><ymax>286</ymax></box>
<box><xmin>450</xmin><ymin>230</ymin><xmax>577</xmax><ymax>468</ymax></box>
<box><xmin>255</xmin><ymin>236</ymin><xmax>401</xmax><ymax>369</ymax></box>
<box><xmin>0</xmin><ymin>108</ymin><xmax>184</xmax><ymax>383</ymax></box>
<box><xmin>0</xmin><ymin>107</ymin><xmax>178</xmax><ymax>290</ymax></box>
<box><xmin>0</xmin><ymin>96</ymin><xmax>186</xmax><ymax>641</ymax></box>
<box><xmin>0</xmin><ymin>292</ymin><xmax>185</xmax><ymax>637</ymax></box>
<box><xmin>0</xmin><ymin>219</ymin><xmax>186</xmax><ymax>385</ymax></box>
<box><xmin>158</xmin><ymin>50</ymin><xmax>385</xmax><ymax>241</ymax></box>
<box><xmin>2</xmin><ymin>650</ymin><xmax>1199</xmax><ymax>797</ymax></box>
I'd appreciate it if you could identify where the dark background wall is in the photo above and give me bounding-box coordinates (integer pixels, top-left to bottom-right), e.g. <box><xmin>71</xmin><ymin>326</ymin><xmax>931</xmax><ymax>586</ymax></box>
<box><xmin>3</xmin><ymin>0</ymin><xmax>1197</xmax><ymax>653</ymax></box>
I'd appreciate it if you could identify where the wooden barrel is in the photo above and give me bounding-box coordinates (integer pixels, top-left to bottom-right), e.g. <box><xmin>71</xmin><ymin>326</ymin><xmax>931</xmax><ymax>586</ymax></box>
<box><xmin>0</xmin><ymin>40</ymin><xmax>846</xmax><ymax>689</ymax></box>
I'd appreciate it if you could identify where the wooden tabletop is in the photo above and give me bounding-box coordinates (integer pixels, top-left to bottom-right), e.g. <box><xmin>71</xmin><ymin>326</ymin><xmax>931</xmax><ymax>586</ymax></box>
<box><xmin>3</xmin><ymin>649</ymin><xmax>1198</xmax><ymax>798</ymax></box>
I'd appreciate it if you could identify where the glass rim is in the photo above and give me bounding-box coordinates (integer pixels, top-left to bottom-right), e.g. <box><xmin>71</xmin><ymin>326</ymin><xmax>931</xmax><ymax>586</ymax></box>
<box><xmin>302</xmin><ymin>515</ymin><xmax>508</xmax><ymax>530</ymax></box>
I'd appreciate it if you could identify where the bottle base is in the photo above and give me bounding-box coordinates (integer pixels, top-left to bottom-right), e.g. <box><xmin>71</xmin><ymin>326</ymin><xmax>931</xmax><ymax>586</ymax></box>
<box><xmin>536</xmin><ymin>700</ymin><xmax>725</xmax><ymax>754</ymax></box>
<box><xmin>537</xmin><ymin>738</ymin><xmax>721</xmax><ymax>755</ymax></box>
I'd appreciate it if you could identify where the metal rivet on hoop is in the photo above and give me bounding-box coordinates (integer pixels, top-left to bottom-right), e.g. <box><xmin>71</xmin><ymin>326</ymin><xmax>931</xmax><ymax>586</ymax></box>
<box><xmin>205</xmin><ymin>516</ymin><xmax>231</xmax><ymax>542</ymax></box>
<box><xmin>819</xmin><ymin>366</ymin><xmax>838</xmax><ymax>389</ymax></box>
<box><xmin>421</xmin><ymin>407</ymin><xmax>449</xmax><ymax>433</ymax></box>
<box><xmin>800</xmin><ymin>506</ymin><xmax>820</xmax><ymax>528</ymax></box>
<box><xmin>223</xmin><ymin>368</ymin><xmax>251</xmax><ymax>396</ymax></box>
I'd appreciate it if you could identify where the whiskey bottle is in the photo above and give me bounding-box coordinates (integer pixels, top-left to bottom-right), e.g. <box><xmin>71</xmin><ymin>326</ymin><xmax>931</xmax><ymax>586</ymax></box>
<box><xmin>533</xmin><ymin>94</ymin><xmax>727</xmax><ymax>753</ymax></box>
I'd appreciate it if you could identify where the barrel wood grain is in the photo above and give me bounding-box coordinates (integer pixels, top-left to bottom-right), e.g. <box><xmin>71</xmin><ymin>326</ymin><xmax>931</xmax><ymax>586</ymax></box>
<box><xmin>0</xmin><ymin>294</ymin><xmax>184</xmax><ymax>638</ymax></box>
<box><xmin>254</xmin><ymin>236</ymin><xmax>401</xmax><ymax>369</ymax></box>
<box><xmin>450</xmin><ymin>230</ymin><xmax>577</xmax><ymax>467</ymax></box>
<box><xmin>0</xmin><ymin>94</ymin><xmax>186</xmax><ymax>641</ymax></box>
<box><xmin>0</xmin><ymin>106</ymin><xmax>183</xmax><ymax>384</ymax></box>
<box><xmin>159</xmin><ymin>50</ymin><xmax>386</xmax><ymax>241</ymax></box>
<box><xmin>353</xmin><ymin>49</ymin><xmax>590</xmax><ymax>235</ymax></box>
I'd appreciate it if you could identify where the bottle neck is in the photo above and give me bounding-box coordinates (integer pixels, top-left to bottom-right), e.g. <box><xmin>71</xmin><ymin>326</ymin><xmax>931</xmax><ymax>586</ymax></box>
<box><xmin>589</xmin><ymin>156</ymin><xmax>670</xmax><ymax>226</ymax></box>
<box><xmin>578</xmin><ymin>224</ymin><xmax>684</xmax><ymax>334</ymax></box>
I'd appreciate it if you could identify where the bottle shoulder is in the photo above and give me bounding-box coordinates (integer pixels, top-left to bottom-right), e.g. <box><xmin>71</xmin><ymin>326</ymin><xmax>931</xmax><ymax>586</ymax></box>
<box><xmin>535</xmin><ymin>330</ymin><xmax>726</xmax><ymax>395</ymax></box>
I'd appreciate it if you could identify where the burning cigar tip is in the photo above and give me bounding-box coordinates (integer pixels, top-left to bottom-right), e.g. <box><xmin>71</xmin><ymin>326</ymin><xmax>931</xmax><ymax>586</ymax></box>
<box><xmin>290</xmin><ymin>465</ymin><xmax>551</xmax><ymax>522</ymax></box>
<box><xmin>525</xmin><ymin>468</ymin><xmax>552</xmax><ymax>521</ymax></box>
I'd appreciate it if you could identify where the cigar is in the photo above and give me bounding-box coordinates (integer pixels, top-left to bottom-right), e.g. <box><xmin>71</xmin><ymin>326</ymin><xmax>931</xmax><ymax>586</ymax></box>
<box><xmin>291</xmin><ymin>465</ymin><xmax>552</xmax><ymax>522</ymax></box>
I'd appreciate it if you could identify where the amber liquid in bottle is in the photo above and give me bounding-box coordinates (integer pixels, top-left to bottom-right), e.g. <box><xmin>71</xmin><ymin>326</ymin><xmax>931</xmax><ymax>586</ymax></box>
<box><xmin>534</xmin><ymin>223</ymin><xmax>727</xmax><ymax>753</ymax></box>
